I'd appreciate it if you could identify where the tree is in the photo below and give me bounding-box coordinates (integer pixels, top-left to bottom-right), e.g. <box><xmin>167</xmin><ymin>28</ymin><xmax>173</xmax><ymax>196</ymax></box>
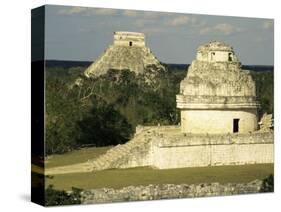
<box><xmin>77</xmin><ymin>97</ymin><xmax>132</xmax><ymax>146</ymax></box>
<box><xmin>260</xmin><ymin>174</ymin><xmax>274</xmax><ymax>192</ymax></box>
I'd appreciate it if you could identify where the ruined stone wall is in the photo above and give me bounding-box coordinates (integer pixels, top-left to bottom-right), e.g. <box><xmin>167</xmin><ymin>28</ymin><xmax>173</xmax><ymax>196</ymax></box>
<box><xmin>151</xmin><ymin>132</ymin><xmax>273</xmax><ymax>169</ymax></box>
<box><xmin>81</xmin><ymin>180</ymin><xmax>263</xmax><ymax>204</ymax></box>
<box><xmin>90</xmin><ymin>128</ymin><xmax>273</xmax><ymax>170</ymax></box>
<box><xmin>100</xmin><ymin>128</ymin><xmax>273</xmax><ymax>170</ymax></box>
<box><xmin>46</xmin><ymin>128</ymin><xmax>274</xmax><ymax>174</ymax></box>
<box><xmin>180</xmin><ymin>109</ymin><xmax>258</xmax><ymax>134</ymax></box>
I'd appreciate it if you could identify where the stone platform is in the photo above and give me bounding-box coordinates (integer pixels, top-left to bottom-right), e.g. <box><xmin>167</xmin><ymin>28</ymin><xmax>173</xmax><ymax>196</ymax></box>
<box><xmin>46</xmin><ymin>126</ymin><xmax>273</xmax><ymax>175</ymax></box>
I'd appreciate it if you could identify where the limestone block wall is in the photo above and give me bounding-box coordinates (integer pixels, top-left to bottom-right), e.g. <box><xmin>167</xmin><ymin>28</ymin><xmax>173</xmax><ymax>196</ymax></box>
<box><xmin>151</xmin><ymin>132</ymin><xmax>273</xmax><ymax>169</ymax></box>
<box><xmin>180</xmin><ymin>109</ymin><xmax>258</xmax><ymax>134</ymax></box>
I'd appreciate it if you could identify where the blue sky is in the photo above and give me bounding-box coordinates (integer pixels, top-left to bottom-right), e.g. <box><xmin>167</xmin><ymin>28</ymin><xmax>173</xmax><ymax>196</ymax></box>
<box><xmin>45</xmin><ymin>5</ymin><xmax>274</xmax><ymax>65</ymax></box>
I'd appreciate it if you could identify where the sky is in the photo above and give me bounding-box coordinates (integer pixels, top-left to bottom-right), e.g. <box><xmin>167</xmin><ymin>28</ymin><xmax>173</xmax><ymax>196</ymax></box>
<box><xmin>44</xmin><ymin>5</ymin><xmax>274</xmax><ymax>65</ymax></box>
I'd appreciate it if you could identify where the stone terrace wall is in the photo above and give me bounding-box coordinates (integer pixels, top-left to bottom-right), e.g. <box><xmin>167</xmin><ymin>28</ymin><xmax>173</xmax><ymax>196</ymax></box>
<box><xmin>81</xmin><ymin>180</ymin><xmax>263</xmax><ymax>204</ymax></box>
<box><xmin>152</xmin><ymin>132</ymin><xmax>273</xmax><ymax>169</ymax></box>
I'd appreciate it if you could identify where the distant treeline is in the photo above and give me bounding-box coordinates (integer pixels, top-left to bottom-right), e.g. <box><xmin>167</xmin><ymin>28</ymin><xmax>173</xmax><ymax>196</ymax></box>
<box><xmin>242</xmin><ymin>65</ymin><xmax>273</xmax><ymax>72</ymax></box>
<box><xmin>45</xmin><ymin>60</ymin><xmax>91</xmax><ymax>68</ymax></box>
<box><xmin>45</xmin><ymin>60</ymin><xmax>273</xmax><ymax>72</ymax></box>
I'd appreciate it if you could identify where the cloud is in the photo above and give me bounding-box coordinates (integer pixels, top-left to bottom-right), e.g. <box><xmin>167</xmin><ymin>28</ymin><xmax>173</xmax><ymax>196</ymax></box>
<box><xmin>123</xmin><ymin>10</ymin><xmax>139</xmax><ymax>17</ymax></box>
<box><xmin>200</xmin><ymin>23</ymin><xmax>242</xmax><ymax>35</ymax></box>
<box><xmin>122</xmin><ymin>10</ymin><xmax>164</xmax><ymax>18</ymax></box>
<box><xmin>141</xmin><ymin>27</ymin><xmax>165</xmax><ymax>35</ymax></box>
<box><xmin>263</xmin><ymin>20</ymin><xmax>274</xmax><ymax>29</ymax></box>
<box><xmin>199</xmin><ymin>27</ymin><xmax>212</xmax><ymax>35</ymax></box>
<box><xmin>214</xmin><ymin>23</ymin><xmax>241</xmax><ymax>35</ymax></box>
<box><xmin>134</xmin><ymin>18</ymin><xmax>159</xmax><ymax>27</ymax></box>
<box><xmin>143</xmin><ymin>11</ymin><xmax>165</xmax><ymax>18</ymax></box>
<box><xmin>94</xmin><ymin>8</ymin><xmax>117</xmax><ymax>15</ymax></box>
<box><xmin>58</xmin><ymin>7</ymin><xmax>87</xmax><ymax>15</ymax></box>
<box><xmin>57</xmin><ymin>7</ymin><xmax>117</xmax><ymax>16</ymax></box>
<box><xmin>167</xmin><ymin>16</ymin><xmax>190</xmax><ymax>26</ymax></box>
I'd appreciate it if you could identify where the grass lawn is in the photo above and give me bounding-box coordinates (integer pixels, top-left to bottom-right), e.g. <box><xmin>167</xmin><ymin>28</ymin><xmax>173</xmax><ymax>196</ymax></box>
<box><xmin>46</xmin><ymin>163</ymin><xmax>273</xmax><ymax>191</ymax></box>
<box><xmin>45</xmin><ymin>146</ymin><xmax>112</xmax><ymax>168</ymax></box>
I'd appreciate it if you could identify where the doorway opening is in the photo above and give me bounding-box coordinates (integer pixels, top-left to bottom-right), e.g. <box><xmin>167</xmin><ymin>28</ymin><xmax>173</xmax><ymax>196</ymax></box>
<box><xmin>233</xmin><ymin>119</ymin><xmax>239</xmax><ymax>133</ymax></box>
<box><xmin>228</xmin><ymin>53</ymin><xmax>233</xmax><ymax>61</ymax></box>
<box><xmin>129</xmin><ymin>41</ymin><xmax>132</xmax><ymax>46</ymax></box>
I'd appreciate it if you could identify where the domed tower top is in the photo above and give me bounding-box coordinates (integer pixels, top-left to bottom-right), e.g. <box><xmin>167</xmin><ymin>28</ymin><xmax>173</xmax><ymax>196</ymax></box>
<box><xmin>196</xmin><ymin>41</ymin><xmax>239</xmax><ymax>63</ymax></box>
<box><xmin>178</xmin><ymin>41</ymin><xmax>256</xmax><ymax>97</ymax></box>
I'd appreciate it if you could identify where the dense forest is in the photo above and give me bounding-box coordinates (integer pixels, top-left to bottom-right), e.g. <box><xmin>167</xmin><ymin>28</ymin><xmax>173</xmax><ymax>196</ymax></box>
<box><xmin>45</xmin><ymin>64</ymin><xmax>273</xmax><ymax>155</ymax></box>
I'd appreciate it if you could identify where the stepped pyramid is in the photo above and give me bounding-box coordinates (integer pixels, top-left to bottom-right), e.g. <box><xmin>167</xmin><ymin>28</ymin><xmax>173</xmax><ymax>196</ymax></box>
<box><xmin>84</xmin><ymin>31</ymin><xmax>166</xmax><ymax>78</ymax></box>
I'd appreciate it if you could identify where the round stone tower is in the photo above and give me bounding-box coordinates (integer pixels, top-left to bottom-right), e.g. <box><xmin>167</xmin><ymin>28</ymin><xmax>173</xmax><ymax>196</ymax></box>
<box><xmin>176</xmin><ymin>41</ymin><xmax>259</xmax><ymax>134</ymax></box>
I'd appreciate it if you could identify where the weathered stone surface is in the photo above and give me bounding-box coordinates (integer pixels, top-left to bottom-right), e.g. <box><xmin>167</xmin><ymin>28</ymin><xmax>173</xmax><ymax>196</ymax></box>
<box><xmin>80</xmin><ymin>180</ymin><xmax>264</xmax><ymax>204</ymax></box>
<box><xmin>259</xmin><ymin>113</ymin><xmax>274</xmax><ymax>132</ymax></box>
<box><xmin>177</xmin><ymin>41</ymin><xmax>259</xmax><ymax>134</ymax></box>
<box><xmin>84</xmin><ymin>31</ymin><xmax>165</xmax><ymax>79</ymax></box>
<box><xmin>89</xmin><ymin>130</ymin><xmax>152</xmax><ymax>171</ymax></box>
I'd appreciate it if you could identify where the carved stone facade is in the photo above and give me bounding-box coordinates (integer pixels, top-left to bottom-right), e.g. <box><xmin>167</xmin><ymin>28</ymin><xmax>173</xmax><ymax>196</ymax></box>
<box><xmin>84</xmin><ymin>31</ymin><xmax>165</xmax><ymax>78</ymax></box>
<box><xmin>177</xmin><ymin>41</ymin><xmax>259</xmax><ymax>134</ymax></box>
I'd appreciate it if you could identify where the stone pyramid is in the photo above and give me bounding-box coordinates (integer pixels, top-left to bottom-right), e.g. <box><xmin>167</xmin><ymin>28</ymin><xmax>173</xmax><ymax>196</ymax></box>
<box><xmin>84</xmin><ymin>31</ymin><xmax>166</xmax><ymax>78</ymax></box>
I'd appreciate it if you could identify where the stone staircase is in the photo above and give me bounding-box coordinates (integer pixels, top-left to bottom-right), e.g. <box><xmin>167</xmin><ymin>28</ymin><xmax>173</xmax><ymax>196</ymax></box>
<box><xmin>45</xmin><ymin>129</ymin><xmax>153</xmax><ymax>175</ymax></box>
<box><xmin>89</xmin><ymin>129</ymin><xmax>152</xmax><ymax>171</ymax></box>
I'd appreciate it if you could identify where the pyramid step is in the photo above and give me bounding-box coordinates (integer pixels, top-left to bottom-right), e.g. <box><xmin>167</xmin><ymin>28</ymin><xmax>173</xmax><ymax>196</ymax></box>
<box><xmin>93</xmin><ymin>162</ymin><xmax>102</xmax><ymax>169</ymax></box>
<box><xmin>104</xmin><ymin>154</ymin><xmax>114</xmax><ymax>159</ymax></box>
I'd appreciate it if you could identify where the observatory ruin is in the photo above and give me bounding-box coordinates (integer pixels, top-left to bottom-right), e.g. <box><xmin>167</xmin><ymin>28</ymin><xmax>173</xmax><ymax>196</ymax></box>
<box><xmin>47</xmin><ymin>41</ymin><xmax>273</xmax><ymax>175</ymax></box>
<box><xmin>177</xmin><ymin>41</ymin><xmax>259</xmax><ymax>134</ymax></box>
<box><xmin>84</xmin><ymin>31</ymin><xmax>165</xmax><ymax>78</ymax></box>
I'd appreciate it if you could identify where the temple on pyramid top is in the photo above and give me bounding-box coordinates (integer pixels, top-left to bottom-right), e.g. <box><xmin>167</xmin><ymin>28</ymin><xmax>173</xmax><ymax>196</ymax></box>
<box><xmin>84</xmin><ymin>31</ymin><xmax>165</xmax><ymax>78</ymax></box>
<box><xmin>113</xmin><ymin>31</ymin><xmax>145</xmax><ymax>47</ymax></box>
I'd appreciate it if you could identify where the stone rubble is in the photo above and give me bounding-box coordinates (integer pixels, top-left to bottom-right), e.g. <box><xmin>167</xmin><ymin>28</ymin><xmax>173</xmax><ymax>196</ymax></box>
<box><xmin>81</xmin><ymin>180</ymin><xmax>263</xmax><ymax>204</ymax></box>
<box><xmin>259</xmin><ymin>113</ymin><xmax>274</xmax><ymax>132</ymax></box>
